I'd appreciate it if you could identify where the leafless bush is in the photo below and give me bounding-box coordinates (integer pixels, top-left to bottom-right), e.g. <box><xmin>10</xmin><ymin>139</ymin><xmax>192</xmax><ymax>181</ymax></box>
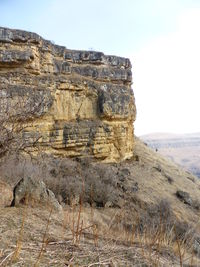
<box><xmin>134</xmin><ymin>199</ymin><xmax>196</xmax><ymax>247</ymax></box>
<box><xmin>42</xmin><ymin>157</ymin><xmax>118</xmax><ymax>207</ymax></box>
<box><xmin>0</xmin><ymin>88</ymin><xmax>50</xmax><ymax>158</ymax></box>
<box><xmin>136</xmin><ymin>200</ymin><xmax>174</xmax><ymax>234</ymax></box>
<box><xmin>0</xmin><ymin>154</ymin><xmax>120</xmax><ymax>208</ymax></box>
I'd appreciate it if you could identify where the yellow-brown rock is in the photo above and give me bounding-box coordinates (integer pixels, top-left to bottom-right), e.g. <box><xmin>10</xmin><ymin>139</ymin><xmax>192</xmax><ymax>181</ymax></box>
<box><xmin>0</xmin><ymin>180</ymin><xmax>13</xmax><ymax>207</ymax></box>
<box><xmin>0</xmin><ymin>27</ymin><xmax>136</xmax><ymax>162</ymax></box>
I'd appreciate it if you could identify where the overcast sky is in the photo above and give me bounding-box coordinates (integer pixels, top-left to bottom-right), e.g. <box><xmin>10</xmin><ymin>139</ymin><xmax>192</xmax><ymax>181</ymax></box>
<box><xmin>0</xmin><ymin>0</ymin><xmax>200</xmax><ymax>135</ymax></box>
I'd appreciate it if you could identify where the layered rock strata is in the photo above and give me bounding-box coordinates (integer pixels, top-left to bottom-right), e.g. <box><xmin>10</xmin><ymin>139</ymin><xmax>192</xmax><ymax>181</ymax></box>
<box><xmin>0</xmin><ymin>27</ymin><xmax>136</xmax><ymax>161</ymax></box>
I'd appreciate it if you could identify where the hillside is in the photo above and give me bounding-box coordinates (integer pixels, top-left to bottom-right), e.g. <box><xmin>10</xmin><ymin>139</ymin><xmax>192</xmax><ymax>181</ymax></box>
<box><xmin>1</xmin><ymin>138</ymin><xmax>200</xmax><ymax>266</ymax></box>
<box><xmin>1</xmin><ymin>27</ymin><xmax>200</xmax><ymax>266</ymax></box>
<box><xmin>141</xmin><ymin>133</ymin><xmax>200</xmax><ymax>177</ymax></box>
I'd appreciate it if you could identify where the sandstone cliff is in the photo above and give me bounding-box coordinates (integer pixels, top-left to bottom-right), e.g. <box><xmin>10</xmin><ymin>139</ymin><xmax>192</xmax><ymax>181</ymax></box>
<box><xmin>0</xmin><ymin>27</ymin><xmax>136</xmax><ymax>161</ymax></box>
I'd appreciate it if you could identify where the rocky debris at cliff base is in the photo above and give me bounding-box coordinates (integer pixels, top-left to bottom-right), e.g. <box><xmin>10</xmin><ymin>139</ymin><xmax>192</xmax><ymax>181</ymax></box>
<box><xmin>0</xmin><ymin>180</ymin><xmax>13</xmax><ymax>207</ymax></box>
<box><xmin>12</xmin><ymin>176</ymin><xmax>62</xmax><ymax>212</ymax></box>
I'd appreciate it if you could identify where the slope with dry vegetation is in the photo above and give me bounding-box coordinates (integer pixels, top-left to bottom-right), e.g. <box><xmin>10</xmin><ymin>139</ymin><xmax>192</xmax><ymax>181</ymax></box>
<box><xmin>141</xmin><ymin>132</ymin><xmax>200</xmax><ymax>177</ymax></box>
<box><xmin>1</xmin><ymin>138</ymin><xmax>200</xmax><ymax>266</ymax></box>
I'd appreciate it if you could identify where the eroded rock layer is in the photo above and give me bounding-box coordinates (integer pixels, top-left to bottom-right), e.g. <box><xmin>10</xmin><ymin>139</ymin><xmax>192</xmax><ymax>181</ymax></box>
<box><xmin>0</xmin><ymin>27</ymin><xmax>136</xmax><ymax>161</ymax></box>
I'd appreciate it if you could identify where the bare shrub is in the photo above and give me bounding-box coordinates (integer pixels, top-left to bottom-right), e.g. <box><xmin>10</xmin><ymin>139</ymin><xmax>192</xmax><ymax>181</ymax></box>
<box><xmin>0</xmin><ymin>89</ymin><xmax>50</xmax><ymax>159</ymax></box>
<box><xmin>0</xmin><ymin>154</ymin><xmax>44</xmax><ymax>187</ymax></box>
<box><xmin>133</xmin><ymin>199</ymin><xmax>195</xmax><ymax>249</ymax></box>
<box><xmin>43</xmin><ymin>157</ymin><xmax>118</xmax><ymax>207</ymax></box>
<box><xmin>174</xmin><ymin>221</ymin><xmax>195</xmax><ymax>242</ymax></box>
<box><xmin>136</xmin><ymin>200</ymin><xmax>175</xmax><ymax>235</ymax></box>
<box><xmin>0</xmin><ymin>154</ymin><xmax>121</xmax><ymax>208</ymax></box>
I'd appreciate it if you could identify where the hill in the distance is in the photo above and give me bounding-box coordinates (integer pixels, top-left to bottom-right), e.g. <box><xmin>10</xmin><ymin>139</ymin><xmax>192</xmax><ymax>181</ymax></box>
<box><xmin>141</xmin><ymin>132</ymin><xmax>200</xmax><ymax>177</ymax></box>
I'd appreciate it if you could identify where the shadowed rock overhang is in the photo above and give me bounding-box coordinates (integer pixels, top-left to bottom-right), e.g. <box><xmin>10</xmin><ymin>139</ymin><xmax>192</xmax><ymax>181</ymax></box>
<box><xmin>0</xmin><ymin>27</ymin><xmax>136</xmax><ymax>162</ymax></box>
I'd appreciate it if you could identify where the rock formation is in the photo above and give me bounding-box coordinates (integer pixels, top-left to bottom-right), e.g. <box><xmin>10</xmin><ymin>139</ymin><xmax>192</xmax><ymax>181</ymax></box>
<box><xmin>0</xmin><ymin>27</ymin><xmax>136</xmax><ymax>162</ymax></box>
<box><xmin>12</xmin><ymin>176</ymin><xmax>62</xmax><ymax>211</ymax></box>
<box><xmin>0</xmin><ymin>180</ymin><xmax>13</xmax><ymax>207</ymax></box>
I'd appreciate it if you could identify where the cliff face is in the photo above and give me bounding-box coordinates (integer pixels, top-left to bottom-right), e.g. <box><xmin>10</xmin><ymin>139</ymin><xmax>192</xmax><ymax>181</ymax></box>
<box><xmin>0</xmin><ymin>27</ymin><xmax>136</xmax><ymax>161</ymax></box>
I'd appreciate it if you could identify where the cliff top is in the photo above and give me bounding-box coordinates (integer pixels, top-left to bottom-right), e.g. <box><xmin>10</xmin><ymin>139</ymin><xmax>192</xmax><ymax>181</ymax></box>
<box><xmin>0</xmin><ymin>26</ymin><xmax>132</xmax><ymax>71</ymax></box>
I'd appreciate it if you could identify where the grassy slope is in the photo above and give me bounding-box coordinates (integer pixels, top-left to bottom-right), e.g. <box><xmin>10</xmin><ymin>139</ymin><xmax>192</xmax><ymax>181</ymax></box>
<box><xmin>1</xmin><ymin>137</ymin><xmax>200</xmax><ymax>266</ymax></box>
<box><xmin>140</xmin><ymin>132</ymin><xmax>200</xmax><ymax>177</ymax></box>
<box><xmin>132</xmin><ymin>137</ymin><xmax>200</xmax><ymax>223</ymax></box>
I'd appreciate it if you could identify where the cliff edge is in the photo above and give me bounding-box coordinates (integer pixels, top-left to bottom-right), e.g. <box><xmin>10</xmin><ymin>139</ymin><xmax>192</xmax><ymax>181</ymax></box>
<box><xmin>0</xmin><ymin>27</ymin><xmax>136</xmax><ymax>161</ymax></box>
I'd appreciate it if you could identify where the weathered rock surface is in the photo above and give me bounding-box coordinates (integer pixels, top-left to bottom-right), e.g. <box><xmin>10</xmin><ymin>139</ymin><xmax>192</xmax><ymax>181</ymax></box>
<box><xmin>12</xmin><ymin>176</ymin><xmax>62</xmax><ymax>211</ymax></box>
<box><xmin>0</xmin><ymin>27</ymin><xmax>136</xmax><ymax>161</ymax></box>
<box><xmin>0</xmin><ymin>180</ymin><xmax>13</xmax><ymax>207</ymax></box>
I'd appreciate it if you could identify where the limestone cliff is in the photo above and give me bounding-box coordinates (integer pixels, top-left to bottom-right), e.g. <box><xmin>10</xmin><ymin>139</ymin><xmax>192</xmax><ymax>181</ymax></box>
<box><xmin>0</xmin><ymin>27</ymin><xmax>136</xmax><ymax>161</ymax></box>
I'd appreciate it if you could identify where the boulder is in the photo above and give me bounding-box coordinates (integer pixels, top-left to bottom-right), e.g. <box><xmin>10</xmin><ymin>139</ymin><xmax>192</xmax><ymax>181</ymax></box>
<box><xmin>0</xmin><ymin>180</ymin><xmax>13</xmax><ymax>207</ymax></box>
<box><xmin>176</xmin><ymin>190</ymin><xmax>193</xmax><ymax>206</ymax></box>
<box><xmin>12</xmin><ymin>176</ymin><xmax>62</xmax><ymax>212</ymax></box>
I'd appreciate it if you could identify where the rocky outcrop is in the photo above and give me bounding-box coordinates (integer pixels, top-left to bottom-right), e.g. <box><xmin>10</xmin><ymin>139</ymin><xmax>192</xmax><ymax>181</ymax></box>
<box><xmin>0</xmin><ymin>27</ymin><xmax>136</xmax><ymax>162</ymax></box>
<box><xmin>12</xmin><ymin>176</ymin><xmax>62</xmax><ymax>211</ymax></box>
<box><xmin>0</xmin><ymin>180</ymin><xmax>13</xmax><ymax>207</ymax></box>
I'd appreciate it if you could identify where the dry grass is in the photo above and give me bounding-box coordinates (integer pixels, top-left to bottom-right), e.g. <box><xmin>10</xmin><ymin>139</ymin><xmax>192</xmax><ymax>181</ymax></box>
<box><xmin>1</xmin><ymin>138</ymin><xmax>200</xmax><ymax>265</ymax></box>
<box><xmin>141</xmin><ymin>132</ymin><xmax>200</xmax><ymax>178</ymax></box>
<box><xmin>0</xmin><ymin>199</ymin><xmax>199</xmax><ymax>266</ymax></box>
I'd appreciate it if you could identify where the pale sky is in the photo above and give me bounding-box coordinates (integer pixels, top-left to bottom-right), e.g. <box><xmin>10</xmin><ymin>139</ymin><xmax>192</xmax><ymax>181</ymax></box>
<box><xmin>0</xmin><ymin>0</ymin><xmax>200</xmax><ymax>135</ymax></box>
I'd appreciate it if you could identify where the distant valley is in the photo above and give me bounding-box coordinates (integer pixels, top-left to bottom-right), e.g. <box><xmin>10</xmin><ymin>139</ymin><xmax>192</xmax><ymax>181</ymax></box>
<box><xmin>140</xmin><ymin>132</ymin><xmax>200</xmax><ymax>177</ymax></box>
